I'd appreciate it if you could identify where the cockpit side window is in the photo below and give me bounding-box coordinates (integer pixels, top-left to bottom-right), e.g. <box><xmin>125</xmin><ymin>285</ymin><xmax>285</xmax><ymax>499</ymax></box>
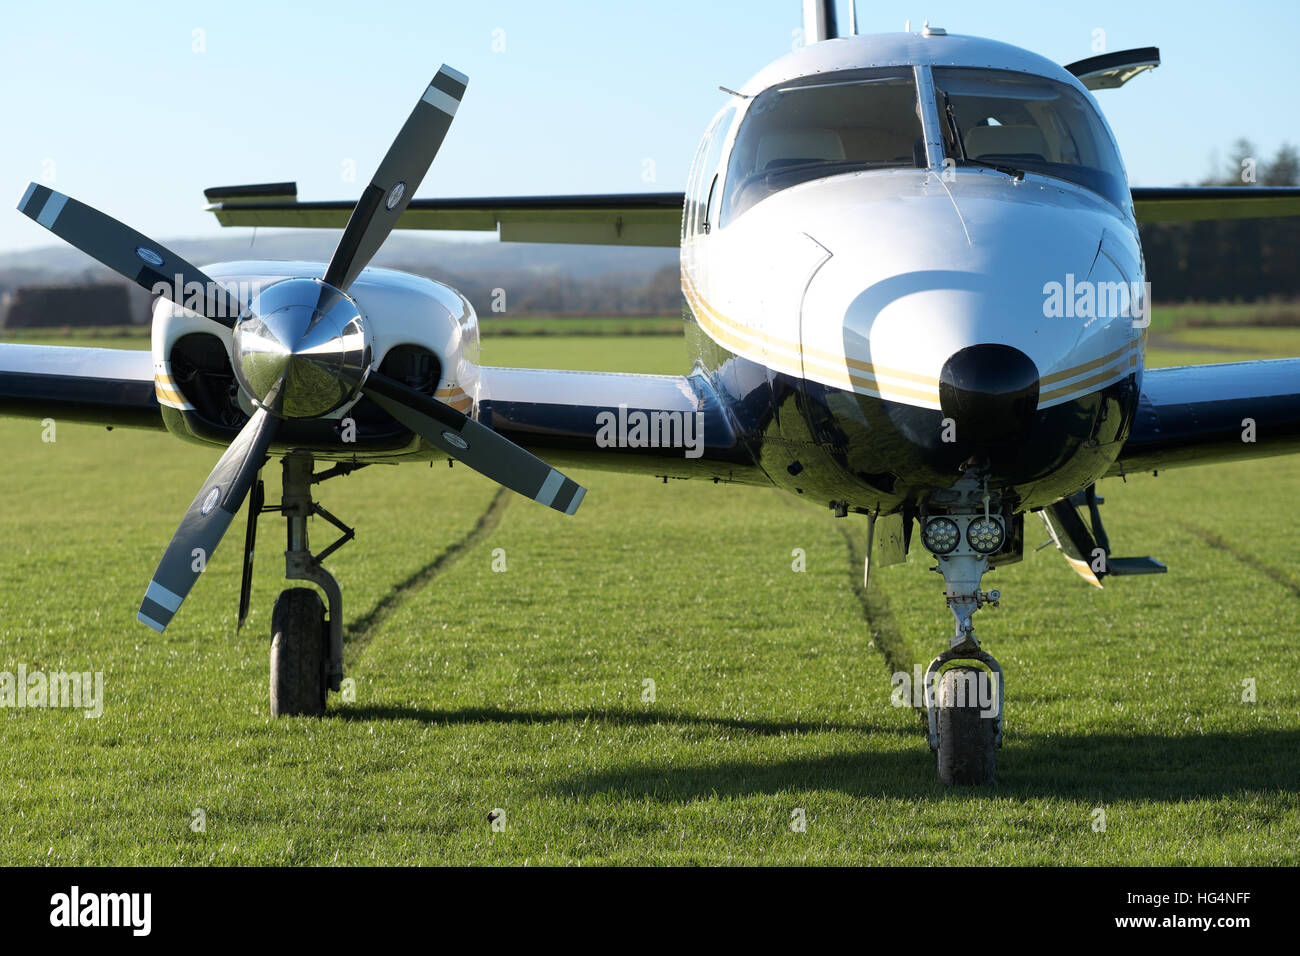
<box><xmin>685</xmin><ymin>106</ymin><xmax>736</xmax><ymax>239</ymax></box>
<box><xmin>718</xmin><ymin>67</ymin><xmax>924</xmax><ymax>227</ymax></box>
<box><xmin>932</xmin><ymin>67</ymin><xmax>1129</xmax><ymax>210</ymax></box>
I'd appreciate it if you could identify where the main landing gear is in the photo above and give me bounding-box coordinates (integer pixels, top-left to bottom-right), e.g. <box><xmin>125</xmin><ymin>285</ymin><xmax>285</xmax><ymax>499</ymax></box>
<box><xmin>242</xmin><ymin>452</ymin><xmax>357</xmax><ymax>717</ymax></box>
<box><xmin>917</xmin><ymin>475</ymin><xmax>1007</xmax><ymax>786</ymax></box>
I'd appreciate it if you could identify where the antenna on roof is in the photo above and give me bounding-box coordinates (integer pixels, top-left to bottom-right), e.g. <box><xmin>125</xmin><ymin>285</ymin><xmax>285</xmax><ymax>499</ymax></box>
<box><xmin>801</xmin><ymin>0</ymin><xmax>838</xmax><ymax>43</ymax></box>
<box><xmin>848</xmin><ymin>1</ymin><xmax>858</xmax><ymax>35</ymax></box>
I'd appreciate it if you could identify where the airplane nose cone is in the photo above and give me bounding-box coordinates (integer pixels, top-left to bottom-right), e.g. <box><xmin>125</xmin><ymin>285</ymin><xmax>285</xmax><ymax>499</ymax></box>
<box><xmin>939</xmin><ymin>344</ymin><xmax>1039</xmax><ymax>444</ymax></box>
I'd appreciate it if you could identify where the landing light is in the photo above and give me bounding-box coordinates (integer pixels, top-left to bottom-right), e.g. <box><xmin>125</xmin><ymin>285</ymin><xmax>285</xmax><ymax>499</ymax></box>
<box><xmin>967</xmin><ymin>516</ymin><xmax>1006</xmax><ymax>554</ymax></box>
<box><xmin>921</xmin><ymin>517</ymin><xmax>960</xmax><ymax>555</ymax></box>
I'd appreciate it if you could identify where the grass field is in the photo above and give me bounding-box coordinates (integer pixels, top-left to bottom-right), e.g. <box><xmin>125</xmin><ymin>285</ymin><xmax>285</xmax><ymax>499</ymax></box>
<box><xmin>0</xmin><ymin>313</ymin><xmax>684</xmax><ymax>345</ymax></box>
<box><xmin>1</xmin><ymin>315</ymin><xmax>1298</xmax><ymax>864</ymax></box>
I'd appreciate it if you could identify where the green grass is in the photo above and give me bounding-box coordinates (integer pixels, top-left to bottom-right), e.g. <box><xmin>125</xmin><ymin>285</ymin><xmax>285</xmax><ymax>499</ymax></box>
<box><xmin>481</xmin><ymin>333</ymin><xmax>689</xmax><ymax>375</ymax></box>
<box><xmin>1</xmin><ymin>320</ymin><xmax>1298</xmax><ymax>865</ymax></box>
<box><xmin>1146</xmin><ymin>326</ymin><xmax>1300</xmax><ymax>367</ymax></box>
<box><xmin>478</xmin><ymin>315</ymin><xmax>682</xmax><ymax>336</ymax></box>
<box><xmin>0</xmin><ymin>326</ymin><xmax>151</xmax><ymax>349</ymax></box>
<box><xmin>1144</xmin><ymin>300</ymin><xmax>1300</xmax><ymax>332</ymax></box>
<box><xmin>0</xmin><ymin>316</ymin><xmax>683</xmax><ymax>349</ymax></box>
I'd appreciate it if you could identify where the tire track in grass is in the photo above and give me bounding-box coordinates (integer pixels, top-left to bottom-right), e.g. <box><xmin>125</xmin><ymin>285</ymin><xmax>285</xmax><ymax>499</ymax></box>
<box><xmin>344</xmin><ymin>487</ymin><xmax>511</xmax><ymax>663</ymax></box>
<box><xmin>775</xmin><ymin>493</ymin><xmax>918</xmax><ymax>704</ymax></box>
<box><xmin>835</xmin><ymin>522</ymin><xmax>927</xmax><ymax>716</ymax></box>
<box><xmin>1174</xmin><ymin>519</ymin><xmax>1300</xmax><ymax>599</ymax></box>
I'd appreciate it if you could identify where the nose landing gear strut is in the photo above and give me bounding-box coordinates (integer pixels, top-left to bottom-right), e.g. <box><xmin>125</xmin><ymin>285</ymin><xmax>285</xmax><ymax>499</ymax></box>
<box><xmin>919</xmin><ymin>476</ymin><xmax>1006</xmax><ymax>786</ymax></box>
<box><xmin>241</xmin><ymin>451</ymin><xmax>359</xmax><ymax>717</ymax></box>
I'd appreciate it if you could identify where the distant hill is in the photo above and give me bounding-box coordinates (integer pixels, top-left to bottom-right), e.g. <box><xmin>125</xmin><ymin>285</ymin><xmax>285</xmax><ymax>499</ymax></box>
<box><xmin>0</xmin><ymin>232</ymin><xmax>681</xmax><ymax>322</ymax></box>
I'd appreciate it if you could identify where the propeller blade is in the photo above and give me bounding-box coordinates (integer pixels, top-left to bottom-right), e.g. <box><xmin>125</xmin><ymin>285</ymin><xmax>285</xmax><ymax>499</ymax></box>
<box><xmin>322</xmin><ymin>65</ymin><xmax>468</xmax><ymax>293</ymax></box>
<box><xmin>16</xmin><ymin>183</ymin><xmax>245</xmax><ymax>326</ymax></box>
<box><xmin>137</xmin><ymin>407</ymin><xmax>278</xmax><ymax>632</ymax></box>
<box><xmin>361</xmin><ymin>371</ymin><xmax>585</xmax><ymax>515</ymax></box>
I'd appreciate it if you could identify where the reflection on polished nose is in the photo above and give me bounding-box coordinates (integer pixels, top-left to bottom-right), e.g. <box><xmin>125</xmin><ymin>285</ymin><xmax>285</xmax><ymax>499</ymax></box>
<box><xmin>232</xmin><ymin>278</ymin><xmax>371</xmax><ymax>420</ymax></box>
<box><xmin>938</xmin><ymin>344</ymin><xmax>1039</xmax><ymax>444</ymax></box>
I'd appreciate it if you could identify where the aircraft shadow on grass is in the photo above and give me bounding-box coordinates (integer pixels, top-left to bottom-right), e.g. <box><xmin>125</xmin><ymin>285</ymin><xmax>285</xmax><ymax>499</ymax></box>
<box><xmin>339</xmin><ymin>705</ymin><xmax>1300</xmax><ymax>800</ymax></box>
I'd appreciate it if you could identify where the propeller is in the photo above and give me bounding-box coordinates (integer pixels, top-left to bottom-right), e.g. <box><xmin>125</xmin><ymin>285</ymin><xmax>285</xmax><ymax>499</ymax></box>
<box><xmin>361</xmin><ymin>371</ymin><xmax>586</xmax><ymax>514</ymax></box>
<box><xmin>322</xmin><ymin>65</ymin><xmax>468</xmax><ymax>293</ymax></box>
<box><xmin>17</xmin><ymin>183</ymin><xmax>246</xmax><ymax>324</ymax></box>
<box><xmin>137</xmin><ymin>407</ymin><xmax>278</xmax><ymax>632</ymax></box>
<box><xmin>15</xmin><ymin>63</ymin><xmax>587</xmax><ymax>634</ymax></box>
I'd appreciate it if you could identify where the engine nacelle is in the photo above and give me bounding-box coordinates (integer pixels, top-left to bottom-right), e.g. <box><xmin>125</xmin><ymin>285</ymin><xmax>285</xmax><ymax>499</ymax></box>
<box><xmin>151</xmin><ymin>260</ymin><xmax>480</xmax><ymax>461</ymax></box>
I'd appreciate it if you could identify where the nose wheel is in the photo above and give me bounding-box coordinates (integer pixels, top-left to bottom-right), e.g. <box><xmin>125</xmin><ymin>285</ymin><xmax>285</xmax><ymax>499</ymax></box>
<box><xmin>925</xmin><ymin>648</ymin><xmax>1003</xmax><ymax>786</ymax></box>
<box><xmin>270</xmin><ymin>587</ymin><xmax>328</xmax><ymax>717</ymax></box>
<box><xmin>245</xmin><ymin>451</ymin><xmax>358</xmax><ymax>717</ymax></box>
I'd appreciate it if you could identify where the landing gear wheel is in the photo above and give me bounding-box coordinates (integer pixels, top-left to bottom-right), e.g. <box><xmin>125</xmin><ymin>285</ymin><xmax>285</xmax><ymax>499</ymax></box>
<box><xmin>270</xmin><ymin>587</ymin><xmax>327</xmax><ymax>717</ymax></box>
<box><xmin>934</xmin><ymin>667</ymin><xmax>998</xmax><ymax>786</ymax></box>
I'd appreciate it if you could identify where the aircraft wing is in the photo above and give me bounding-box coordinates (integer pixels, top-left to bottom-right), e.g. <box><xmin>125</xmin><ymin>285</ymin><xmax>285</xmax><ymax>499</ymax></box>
<box><xmin>475</xmin><ymin>365</ymin><xmax>768</xmax><ymax>484</ymax></box>
<box><xmin>1111</xmin><ymin>358</ymin><xmax>1300</xmax><ymax>475</ymax></box>
<box><xmin>1064</xmin><ymin>47</ymin><xmax>1160</xmax><ymax>90</ymax></box>
<box><xmin>0</xmin><ymin>343</ymin><xmax>163</xmax><ymax>430</ymax></box>
<box><xmin>0</xmin><ymin>343</ymin><xmax>769</xmax><ymax>481</ymax></box>
<box><xmin>205</xmin><ymin>183</ymin><xmax>684</xmax><ymax>247</ymax></box>
<box><xmin>208</xmin><ymin>183</ymin><xmax>1300</xmax><ymax>241</ymax></box>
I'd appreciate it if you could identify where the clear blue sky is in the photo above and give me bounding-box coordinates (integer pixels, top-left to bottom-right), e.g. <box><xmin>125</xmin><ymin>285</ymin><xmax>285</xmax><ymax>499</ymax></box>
<box><xmin>1</xmin><ymin>0</ymin><xmax>1296</xmax><ymax>253</ymax></box>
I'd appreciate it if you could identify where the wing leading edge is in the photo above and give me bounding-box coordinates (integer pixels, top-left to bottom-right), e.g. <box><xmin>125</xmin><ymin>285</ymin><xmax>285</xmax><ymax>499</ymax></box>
<box><xmin>0</xmin><ymin>344</ymin><xmax>163</xmax><ymax>430</ymax></box>
<box><xmin>1112</xmin><ymin>357</ymin><xmax>1300</xmax><ymax>475</ymax></box>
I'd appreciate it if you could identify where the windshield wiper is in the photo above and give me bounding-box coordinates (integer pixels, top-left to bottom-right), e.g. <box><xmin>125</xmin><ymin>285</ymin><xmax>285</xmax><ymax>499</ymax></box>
<box><xmin>942</xmin><ymin>92</ymin><xmax>1026</xmax><ymax>182</ymax></box>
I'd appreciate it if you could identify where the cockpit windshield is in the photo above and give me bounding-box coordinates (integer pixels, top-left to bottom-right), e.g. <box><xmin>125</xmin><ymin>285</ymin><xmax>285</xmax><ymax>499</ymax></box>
<box><xmin>718</xmin><ymin>67</ymin><xmax>924</xmax><ymax>226</ymax></box>
<box><xmin>932</xmin><ymin>67</ymin><xmax>1129</xmax><ymax>210</ymax></box>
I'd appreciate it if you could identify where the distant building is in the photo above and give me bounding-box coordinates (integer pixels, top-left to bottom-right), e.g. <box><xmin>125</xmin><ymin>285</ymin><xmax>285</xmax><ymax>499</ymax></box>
<box><xmin>1</xmin><ymin>283</ymin><xmax>134</xmax><ymax>329</ymax></box>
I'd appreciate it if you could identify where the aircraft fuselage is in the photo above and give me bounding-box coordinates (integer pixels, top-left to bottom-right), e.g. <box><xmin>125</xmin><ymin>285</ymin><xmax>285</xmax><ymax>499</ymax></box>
<box><xmin>681</xmin><ymin>32</ymin><xmax>1146</xmax><ymax>521</ymax></box>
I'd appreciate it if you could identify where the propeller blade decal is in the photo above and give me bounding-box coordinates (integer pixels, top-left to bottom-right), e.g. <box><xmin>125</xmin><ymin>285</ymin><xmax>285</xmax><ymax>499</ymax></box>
<box><xmin>322</xmin><ymin>65</ymin><xmax>468</xmax><ymax>293</ymax></box>
<box><xmin>16</xmin><ymin>183</ymin><xmax>245</xmax><ymax>326</ymax></box>
<box><xmin>137</xmin><ymin>407</ymin><xmax>278</xmax><ymax>632</ymax></box>
<box><xmin>361</xmin><ymin>371</ymin><xmax>585</xmax><ymax>515</ymax></box>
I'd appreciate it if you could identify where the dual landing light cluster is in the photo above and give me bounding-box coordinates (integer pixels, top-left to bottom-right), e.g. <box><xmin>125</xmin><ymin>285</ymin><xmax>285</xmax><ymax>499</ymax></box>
<box><xmin>921</xmin><ymin>513</ymin><xmax>1006</xmax><ymax>555</ymax></box>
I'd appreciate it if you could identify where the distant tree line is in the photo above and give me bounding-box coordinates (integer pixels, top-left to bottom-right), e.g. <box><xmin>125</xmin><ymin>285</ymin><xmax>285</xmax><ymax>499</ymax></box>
<box><xmin>1141</xmin><ymin>141</ymin><xmax>1300</xmax><ymax>302</ymax></box>
<box><xmin>1</xmin><ymin>283</ymin><xmax>133</xmax><ymax>328</ymax></box>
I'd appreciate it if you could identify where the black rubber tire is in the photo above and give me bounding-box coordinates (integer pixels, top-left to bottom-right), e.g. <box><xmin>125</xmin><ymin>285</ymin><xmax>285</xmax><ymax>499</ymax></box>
<box><xmin>269</xmin><ymin>588</ymin><xmax>327</xmax><ymax>717</ymax></box>
<box><xmin>935</xmin><ymin>667</ymin><xmax>998</xmax><ymax>786</ymax></box>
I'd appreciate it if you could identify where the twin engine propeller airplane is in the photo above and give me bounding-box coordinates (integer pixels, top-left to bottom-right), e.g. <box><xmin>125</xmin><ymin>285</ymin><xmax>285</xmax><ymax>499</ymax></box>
<box><xmin>4</xmin><ymin>6</ymin><xmax>1300</xmax><ymax>785</ymax></box>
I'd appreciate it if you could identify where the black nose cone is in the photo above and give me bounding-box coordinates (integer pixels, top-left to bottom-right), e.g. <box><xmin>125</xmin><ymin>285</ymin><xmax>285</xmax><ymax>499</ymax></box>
<box><xmin>939</xmin><ymin>344</ymin><xmax>1039</xmax><ymax>444</ymax></box>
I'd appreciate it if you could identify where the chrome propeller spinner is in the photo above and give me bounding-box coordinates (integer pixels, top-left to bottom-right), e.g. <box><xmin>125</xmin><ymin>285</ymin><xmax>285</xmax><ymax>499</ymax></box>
<box><xmin>232</xmin><ymin>278</ymin><xmax>371</xmax><ymax>419</ymax></box>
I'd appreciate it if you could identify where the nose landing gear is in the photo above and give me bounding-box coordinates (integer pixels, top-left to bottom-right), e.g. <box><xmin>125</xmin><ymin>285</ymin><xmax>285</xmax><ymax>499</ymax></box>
<box><xmin>243</xmin><ymin>451</ymin><xmax>359</xmax><ymax>717</ymax></box>
<box><xmin>919</xmin><ymin>476</ymin><xmax>1007</xmax><ymax>786</ymax></box>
